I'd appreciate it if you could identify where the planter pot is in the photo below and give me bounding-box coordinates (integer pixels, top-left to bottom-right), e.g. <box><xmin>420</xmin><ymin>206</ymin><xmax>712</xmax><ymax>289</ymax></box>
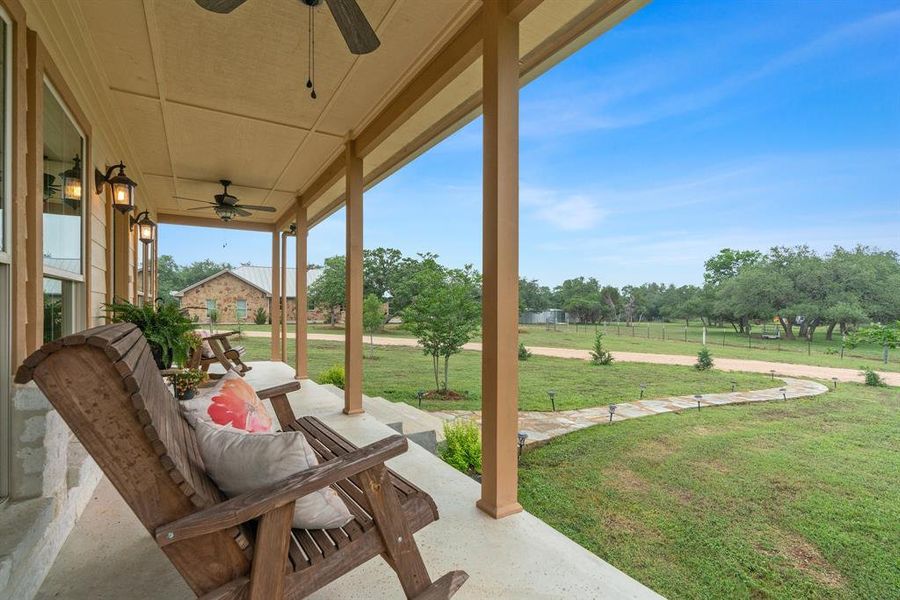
<box><xmin>177</xmin><ymin>388</ymin><xmax>197</xmax><ymax>401</ymax></box>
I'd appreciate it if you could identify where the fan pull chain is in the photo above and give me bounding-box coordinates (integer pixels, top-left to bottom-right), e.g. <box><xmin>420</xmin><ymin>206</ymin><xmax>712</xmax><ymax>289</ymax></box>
<box><xmin>307</xmin><ymin>3</ymin><xmax>317</xmax><ymax>99</ymax></box>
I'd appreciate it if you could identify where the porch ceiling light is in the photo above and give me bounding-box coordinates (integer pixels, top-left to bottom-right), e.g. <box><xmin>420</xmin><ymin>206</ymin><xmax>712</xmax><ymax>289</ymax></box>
<box><xmin>131</xmin><ymin>210</ymin><xmax>156</xmax><ymax>244</ymax></box>
<box><xmin>96</xmin><ymin>162</ymin><xmax>138</xmax><ymax>213</ymax></box>
<box><xmin>60</xmin><ymin>154</ymin><xmax>83</xmax><ymax>203</ymax></box>
<box><xmin>215</xmin><ymin>205</ymin><xmax>237</xmax><ymax>222</ymax></box>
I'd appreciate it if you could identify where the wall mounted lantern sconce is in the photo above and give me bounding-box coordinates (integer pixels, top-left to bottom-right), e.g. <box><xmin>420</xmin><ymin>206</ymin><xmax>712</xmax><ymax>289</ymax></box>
<box><xmin>60</xmin><ymin>155</ymin><xmax>83</xmax><ymax>203</ymax></box>
<box><xmin>131</xmin><ymin>210</ymin><xmax>156</xmax><ymax>244</ymax></box>
<box><xmin>96</xmin><ymin>162</ymin><xmax>137</xmax><ymax>213</ymax></box>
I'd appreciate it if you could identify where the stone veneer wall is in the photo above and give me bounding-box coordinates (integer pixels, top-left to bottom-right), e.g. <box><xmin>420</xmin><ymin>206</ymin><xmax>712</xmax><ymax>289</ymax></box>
<box><xmin>180</xmin><ymin>272</ymin><xmax>308</xmax><ymax>324</ymax></box>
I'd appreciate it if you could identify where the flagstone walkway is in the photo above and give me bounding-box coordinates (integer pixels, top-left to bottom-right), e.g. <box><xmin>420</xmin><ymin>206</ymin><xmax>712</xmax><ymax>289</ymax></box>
<box><xmin>430</xmin><ymin>377</ymin><xmax>830</xmax><ymax>445</ymax></box>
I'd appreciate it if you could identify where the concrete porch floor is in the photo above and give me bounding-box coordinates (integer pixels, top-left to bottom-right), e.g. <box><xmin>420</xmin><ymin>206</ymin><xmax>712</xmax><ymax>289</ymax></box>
<box><xmin>36</xmin><ymin>361</ymin><xmax>661</xmax><ymax>599</ymax></box>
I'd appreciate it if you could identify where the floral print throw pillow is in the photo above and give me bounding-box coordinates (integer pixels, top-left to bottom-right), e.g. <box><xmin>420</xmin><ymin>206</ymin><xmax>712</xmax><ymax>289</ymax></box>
<box><xmin>180</xmin><ymin>370</ymin><xmax>273</xmax><ymax>433</ymax></box>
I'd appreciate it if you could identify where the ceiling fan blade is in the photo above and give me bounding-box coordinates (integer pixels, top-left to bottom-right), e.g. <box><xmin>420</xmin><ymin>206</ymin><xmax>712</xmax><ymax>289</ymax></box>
<box><xmin>234</xmin><ymin>204</ymin><xmax>277</xmax><ymax>212</ymax></box>
<box><xmin>193</xmin><ymin>0</ymin><xmax>249</xmax><ymax>14</ymax></box>
<box><xmin>174</xmin><ymin>196</ymin><xmax>216</xmax><ymax>205</ymax></box>
<box><xmin>233</xmin><ymin>207</ymin><xmax>253</xmax><ymax>217</ymax></box>
<box><xmin>324</xmin><ymin>0</ymin><xmax>380</xmax><ymax>55</ymax></box>
<box><xmin>186</xmin><ymin>205</ymin><xmax>216</xmax><ymax>211</ymax></box>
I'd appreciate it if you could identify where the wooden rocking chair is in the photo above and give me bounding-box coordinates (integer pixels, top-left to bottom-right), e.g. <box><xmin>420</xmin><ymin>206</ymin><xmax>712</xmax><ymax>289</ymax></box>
<box><xmin>189</xmin><ymin>330</ymin><xmax>253</xmax><ymax>376</ymax></box>
<box><xmin>16</xmin><ymin>323</ymin><xmax>467</xmax><ymax>599</ymax></box>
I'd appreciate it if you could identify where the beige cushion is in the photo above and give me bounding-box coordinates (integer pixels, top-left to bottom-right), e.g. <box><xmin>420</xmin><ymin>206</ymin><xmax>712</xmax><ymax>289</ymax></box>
<box><xmin>193</xmin><ymin>420</ymin><xmax>353</xmax><ymax>530</ymax></box>
<box><xmin>180</xmin><ymin>370</ymin><xmax>274</xmax><ymax>433</ymax></box>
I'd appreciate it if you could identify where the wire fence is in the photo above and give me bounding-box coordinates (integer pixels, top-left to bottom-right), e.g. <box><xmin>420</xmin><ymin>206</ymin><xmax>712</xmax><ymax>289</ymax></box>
<box><xmin>542</xmin><ymin>321</ymin><xmax>897</xmax><ymax>367</ymax></box>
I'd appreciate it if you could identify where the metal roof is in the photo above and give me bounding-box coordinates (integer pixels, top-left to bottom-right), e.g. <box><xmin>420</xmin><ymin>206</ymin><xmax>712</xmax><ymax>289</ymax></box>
<box><xmin>174</xmin><ymin>266</ymin><xmax>321</xmax><ymax>298</ymax></box>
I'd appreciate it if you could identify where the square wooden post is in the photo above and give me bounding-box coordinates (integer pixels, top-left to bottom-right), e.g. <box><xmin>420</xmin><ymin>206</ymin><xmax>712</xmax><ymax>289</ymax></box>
<box><xmin>344</xmin><ymin>140</ymin><xmax>364</xmax><ymax>415</ymax></box>
<box><xmin>295</xmin><ymin>200</ymin><xmax>309</xmax><ymax>379</ymax></box>
<box><xmin>477</xmin><ymin>0</ymin><xmax>522</xmax><ymax>519</ymax></box>
<box><xmin>271</xmin><ymin>228</ymin><xmax>282</xmax><ymax>361</ymax></box>
<box><xmin>281</xmin><ymin>231</ymin><xmax>289</xmax><ymax>360</ymax></box>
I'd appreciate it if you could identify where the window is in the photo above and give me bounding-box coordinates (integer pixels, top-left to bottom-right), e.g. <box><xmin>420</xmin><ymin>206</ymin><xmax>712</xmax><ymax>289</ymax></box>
<box><xmin>41</xmin><ymin>81</ymin><xmax>84</xmax><ymax>342</ymax></box>
<box><xmin>206</xmin><ymin>299</ymin><xmax>216</xmax><ymax>316</ymax></box>
<box><xmin>236</xmin><ymin>299</ymin><xmax>247</xmax><ymax>320</ymax></box>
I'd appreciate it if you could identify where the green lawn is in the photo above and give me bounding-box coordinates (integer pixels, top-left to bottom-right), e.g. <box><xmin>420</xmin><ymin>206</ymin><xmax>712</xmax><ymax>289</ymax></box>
<box><xmin>240</xmin><ymin>337</ymin><xmax>773</xmax><ymax>411</ymax></box>
<box><xmin>518</xmin><ymin>384</ymin><xmax>900</xmax><ymax>599</ymax></box>
<box><xmin>239</xmin><ymin>320</ymin><xmax>898</xmax><ymax>372</ymax></box>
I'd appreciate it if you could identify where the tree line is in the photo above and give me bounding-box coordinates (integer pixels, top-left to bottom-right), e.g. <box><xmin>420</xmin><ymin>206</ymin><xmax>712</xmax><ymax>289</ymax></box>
<box><xmin>520</xmin><ymin>245</ymin><xmax>900</xmax><ymax>341</ymax></box>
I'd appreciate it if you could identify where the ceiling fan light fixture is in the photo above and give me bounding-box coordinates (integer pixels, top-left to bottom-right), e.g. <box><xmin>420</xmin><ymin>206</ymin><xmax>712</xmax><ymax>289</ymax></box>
<box><xmin>216</xmin><ymin>205</ymin><xmax>237</xmax><ymax>222</ymax></box>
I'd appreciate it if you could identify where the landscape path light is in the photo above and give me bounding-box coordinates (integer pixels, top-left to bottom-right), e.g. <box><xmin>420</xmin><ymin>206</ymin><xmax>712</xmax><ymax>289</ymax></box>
<box><xmin>639</xmin><ymin>383</ymin><xmax>646</xmax><ymax>399</ymax></box>
<box><xmin>779</xmin><ymin>388</ymin><xmax>787</xmax><ymax>401</ymax></box>
<box><xmin>547</xmin><ymin>389</ymin><xmax>556</xmax><ymax>412</ymax></box>
<box><xmin>694</xmin><ymin>394</ymin><xmax>703</xmax><ymax>411</ymax></box>
<box><xmin>730</xmin><ymin>380</ymin><xmax>737</xmax><ymax>392</ymax></box>
<box><xmin>608</xmin><ymin>404</ymin><xmax>617</xmax><ymax>423</ymax></box>
<box><xmin>517</xmin><ymin>432</ymin><xmax>528</xmax><ymax>457</ymax></box>
<box><xmin>832</xmin><ymin>377</ymin><xmax>838</xmax><ymax>390</ymax></box>
<box><xmin>416</xmin><ymin>390</ymin><xmax>425</xmax><ymax>408</ymax></box>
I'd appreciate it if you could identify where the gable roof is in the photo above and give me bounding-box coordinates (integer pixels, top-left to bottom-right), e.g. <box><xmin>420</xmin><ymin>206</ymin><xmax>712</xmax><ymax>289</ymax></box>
<box><xmin>174</xmin><ymin>266</ymin><xmax>321</xmax><ymax>298</ymax></box>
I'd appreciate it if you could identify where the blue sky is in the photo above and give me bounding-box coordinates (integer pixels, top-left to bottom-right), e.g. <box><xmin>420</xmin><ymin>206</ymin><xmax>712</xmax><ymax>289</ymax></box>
<box><xmin>161</xmin><ymin>0</ymin><xmax>900</xmax><ymax>287</ymax></box>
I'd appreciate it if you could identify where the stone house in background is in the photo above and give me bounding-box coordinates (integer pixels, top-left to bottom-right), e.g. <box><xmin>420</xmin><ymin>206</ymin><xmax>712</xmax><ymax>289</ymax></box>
<box><xmin>174</xmin><ymin>265</ymin><xmax>322</xmax><ymax>324</ymax></box>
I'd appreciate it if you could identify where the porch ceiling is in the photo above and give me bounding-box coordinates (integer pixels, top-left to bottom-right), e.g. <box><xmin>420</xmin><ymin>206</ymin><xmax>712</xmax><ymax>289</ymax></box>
<box><xmin>55</xmin><ymin>0</ymin><xmax>644</xmax><ymax>229</ymax></box>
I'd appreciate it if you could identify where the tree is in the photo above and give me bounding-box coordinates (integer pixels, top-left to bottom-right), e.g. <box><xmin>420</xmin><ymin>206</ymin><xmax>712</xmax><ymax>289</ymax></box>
<box><xmin>703</xmin><ymin>248</ymin><xmax>763</xmax><ymax>287</ymax></box>
<box><xmin>363</xmin><ymin>247</ymin><xmax>425</xmax><ymax>318</ymax></box>
<box><xmin>308</xmin><ymin>255</ymin><xmax>345</xmax><ymax>325</ymax></box>
<box><xmin>403</xmin><ymin>262</ymin><xmax>481</xmax><ymax>393</ymax></box>
<box><xmin>156</xmin><ymin>255</ymin><xmax>231</xmax><ymax>301</ymax></box>
<box><xmin>519</xmin><ymin>277</ymin><xmax>553</xmax><ymax>313</ymax></box>
<box><xmin>362</xmin><ymin>293</ymin><xmax>385</xmax><ymax>356</ymax></box>
<box><xmin>854</xmin><ymin>321</ymin><xmax>900</xmax><ymax>364</ymax></box>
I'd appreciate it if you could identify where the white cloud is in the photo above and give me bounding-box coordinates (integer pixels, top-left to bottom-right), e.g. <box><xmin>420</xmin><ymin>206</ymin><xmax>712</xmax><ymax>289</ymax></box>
<box><xmin>521</xmin><ymin>187</ymin><xmax>607</xmax><ymax>231</ymax></box>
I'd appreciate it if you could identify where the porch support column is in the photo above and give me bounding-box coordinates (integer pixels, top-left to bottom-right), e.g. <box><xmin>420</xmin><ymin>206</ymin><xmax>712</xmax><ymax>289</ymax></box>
<box><xmin>271</xmin><ymin>228</ymin><xmax>282</xmax><ymax>361</ymax></box>
<box><xmin>280</xmin><ymin>232</ymin><xmax>289</xmax><ymax>360</ymax></box>
<box><xmin>295</xmin><ymin>200</ymin><xmax>309</xmax><ymax>379</ymax></box>
<box><xmin>344</xmin><ymin>140</ymin><xmax>364</xmax><ymax>415</ymax></box>
<box><xmin>477</xmin><ymin>0</ymin><xmax>522</xmax><ymax>519</ymax></box>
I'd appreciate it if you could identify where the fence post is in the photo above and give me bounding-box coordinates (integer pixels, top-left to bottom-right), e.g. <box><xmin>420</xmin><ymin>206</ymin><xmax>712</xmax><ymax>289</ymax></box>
<box><xmin>663</xmin><ymin>326</ymin><xmax>666</xmax><ymax>341</ymax></box>
<box><xmin>684</xmin><ymin>328</ymin><xmax>687</xmax><ymax>342</ymax></box>
<box><xmin>722</xmin><ymin>330</ymin><xmax>726</xmax><ymax>346</ymax></box>
<box><xmin>702</xmin><ymin>327</ymin><xmax>706</xmax><ymax>345</ymax></box>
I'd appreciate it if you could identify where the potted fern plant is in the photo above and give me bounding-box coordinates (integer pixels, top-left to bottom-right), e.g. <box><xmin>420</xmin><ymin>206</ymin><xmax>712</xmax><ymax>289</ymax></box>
<box><xmin>103</xmin><ymin>299</ymin><xmax>195</xmax><ymax>369</ymax></box>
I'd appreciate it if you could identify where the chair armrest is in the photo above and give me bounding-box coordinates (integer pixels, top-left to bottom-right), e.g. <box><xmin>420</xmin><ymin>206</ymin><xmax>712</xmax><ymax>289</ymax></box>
<box><xmin>203</xmin><ymin>330</ymin><xmax>240</xmax><ymax>341</ymax></box>
<box><xmin>256</xmin><ymin>381</ymin><xmax>302</xmax><ymax>400</ymax></box>
<box><xmin>155</xmin><ymin>435</ymin><xmax>408</xmax><ymax>546</ymax></box>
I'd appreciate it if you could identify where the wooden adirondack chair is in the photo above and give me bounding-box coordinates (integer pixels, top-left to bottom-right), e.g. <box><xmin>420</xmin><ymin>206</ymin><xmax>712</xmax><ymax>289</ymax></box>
<box><xmin>15</xmin><ymin>323</ymin><xmax>467</xmax><ymax>599</ymax></box>
<box><xmin>189</xmin><ymin>330</ymin><xmax>253</xmax><ymax>376</ymax></box>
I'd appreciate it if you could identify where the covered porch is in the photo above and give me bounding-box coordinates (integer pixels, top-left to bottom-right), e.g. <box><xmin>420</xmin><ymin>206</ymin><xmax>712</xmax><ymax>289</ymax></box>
<box><xmin>37</xmin><ymin>361</ymin><xmax>659</xmax><ymax>599</ymax></box>
<box><xmin>0</xmin><ymin>0</ymin><xmax>654</xmax><ymax>597</ymax></box>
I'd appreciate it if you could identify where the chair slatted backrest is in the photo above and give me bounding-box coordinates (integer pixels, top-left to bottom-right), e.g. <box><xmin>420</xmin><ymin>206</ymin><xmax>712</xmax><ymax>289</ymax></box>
<box><xmin>16</xmin><ymin>323</ymin><xmax>251</xmax><ymax>596</ymax></box>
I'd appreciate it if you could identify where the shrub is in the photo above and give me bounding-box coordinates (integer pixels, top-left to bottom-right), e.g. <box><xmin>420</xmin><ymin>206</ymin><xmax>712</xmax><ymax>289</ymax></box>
<box><xmin>440</xmin><ymin>420</ymin><xmax>482</xmax><ymax>475</ymax></box>
<box><xmin>518</xmin><ymin>342</ymin><xmax>532</xmax><ymax>361</ymax></box>
<box><xmin>861</xmin><ymin>367</ymin><xmax>885</xmax><ymax>387</ymax></box>
<box><xmin>318</xmin><ymin>364</ymin><xmax>345</xmax><ymax>389</ymax></box>
<box><xmin>695</xmin><ymin>347</ymin><xmax>714</xmax><ymax>371</ymax></box>
<box><xmin>590</xmin><ymin>331</ymin><xmax>614</xmax><ymax>365</ymax></box>
<box><xmin>253</xmin><ymin>307</ymin><xmax>268</xmax><ymax>325</ymax></box>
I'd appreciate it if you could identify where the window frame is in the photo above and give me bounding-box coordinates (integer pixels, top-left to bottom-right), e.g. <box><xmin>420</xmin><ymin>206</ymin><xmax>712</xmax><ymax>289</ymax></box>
<box><xmin>236</xmin><ymin>299</ymin><xmax>247</xmax><ymax>320</ymax></box>
<box><xmin>0</xmin><ymin>1</ymin><xmax>14</xmax><ymax>502</ymax></box>
<box><xmin>206</xmin><ymin>299</ymin><xmax>216</xmax><ymax>317</ymax></box>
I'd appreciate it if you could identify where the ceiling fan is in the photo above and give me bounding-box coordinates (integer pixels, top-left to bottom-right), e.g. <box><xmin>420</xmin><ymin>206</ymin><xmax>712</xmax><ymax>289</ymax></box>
<box><xmin>194</xmin><ymin>0</ymin><xmax>380</xmax><ymax>55</ymax></box>
<box><xmin>177</xmin><ymin>180</ymin><xmax>277</xmax><ymax>222</ymax></box>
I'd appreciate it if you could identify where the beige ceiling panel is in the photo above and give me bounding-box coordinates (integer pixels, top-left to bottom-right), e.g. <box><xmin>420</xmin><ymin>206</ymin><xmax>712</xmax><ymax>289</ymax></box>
<box><xmin>154</xmin><ymin>0</ymin><xmax>391</xmax><ymax>131</ymax></box>
<box><xmin>112</xmin><ymin>92</ymin><xmax>172</xmax><ymax>176</ymax></box>
<box><xmin>167</xmin><ymin>103</ymin><xmax>306</xmax><ymax>189</ymax></box>
<box><xmin>318</xmin><ymin>0</ymin><xmax>470</xmax><ymax>135</ymax></box>
<box><xmin>140</xmin><ymin>174</ymin><xmax>177</xmax><ymax>212</ymax></box>
<box><xmin>78</xmin><ymin>0</ymin><xmax>159</xmax><ymax>97</ymax></box>
<box><xmin>278</xmin><ymin>132</ymin><xmax>344</xmax><ymax>192</ymax></box>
